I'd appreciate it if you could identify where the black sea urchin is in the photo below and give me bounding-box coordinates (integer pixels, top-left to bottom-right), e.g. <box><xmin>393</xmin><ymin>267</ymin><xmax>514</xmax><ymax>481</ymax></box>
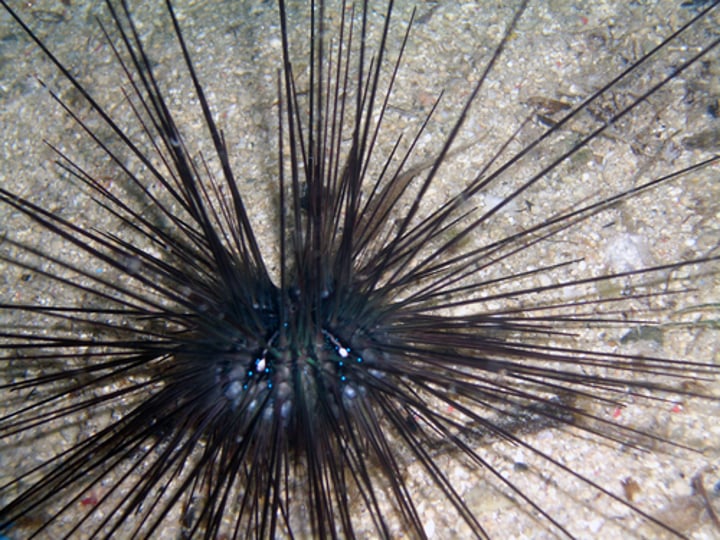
<box><xmin>0</xmin><ymin>0</ymin><xmax>719</xmax><ymax>538</ymax></box>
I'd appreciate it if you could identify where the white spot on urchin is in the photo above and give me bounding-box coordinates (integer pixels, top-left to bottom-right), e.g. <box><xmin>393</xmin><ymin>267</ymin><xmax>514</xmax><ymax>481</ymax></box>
<box><xmin>342</xmin><ymin>385</ymin><xmax>357</xmax><ymax>400</ymax></box>
<box><xmin>604</xmin><ymin>232</ymin><xmax>651</xmax><ymax>273</ymax></box>
<box><xmin>280</xmin><ymin>400</ymin><xmax>292</xmax><ymax>419</ymax></box>
<box><xmin>225</xmin><ymin>381</ymin><xmax>243</xmax><ymax>400</ymax></box>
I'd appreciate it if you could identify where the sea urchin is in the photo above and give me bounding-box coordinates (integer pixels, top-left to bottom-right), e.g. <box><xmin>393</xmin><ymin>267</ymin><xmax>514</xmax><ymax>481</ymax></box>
<box><xmin>1</xmin><ymin>0</ymin><xmax>719</xmax><ymax>538</ymax></box>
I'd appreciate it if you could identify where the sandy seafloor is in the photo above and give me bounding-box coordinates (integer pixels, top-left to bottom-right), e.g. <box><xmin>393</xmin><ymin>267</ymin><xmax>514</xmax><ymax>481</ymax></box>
<box><xmin>0</xmin><ymin>0</ymin><xmax>719</xmax><ymax>538</ymax></box>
